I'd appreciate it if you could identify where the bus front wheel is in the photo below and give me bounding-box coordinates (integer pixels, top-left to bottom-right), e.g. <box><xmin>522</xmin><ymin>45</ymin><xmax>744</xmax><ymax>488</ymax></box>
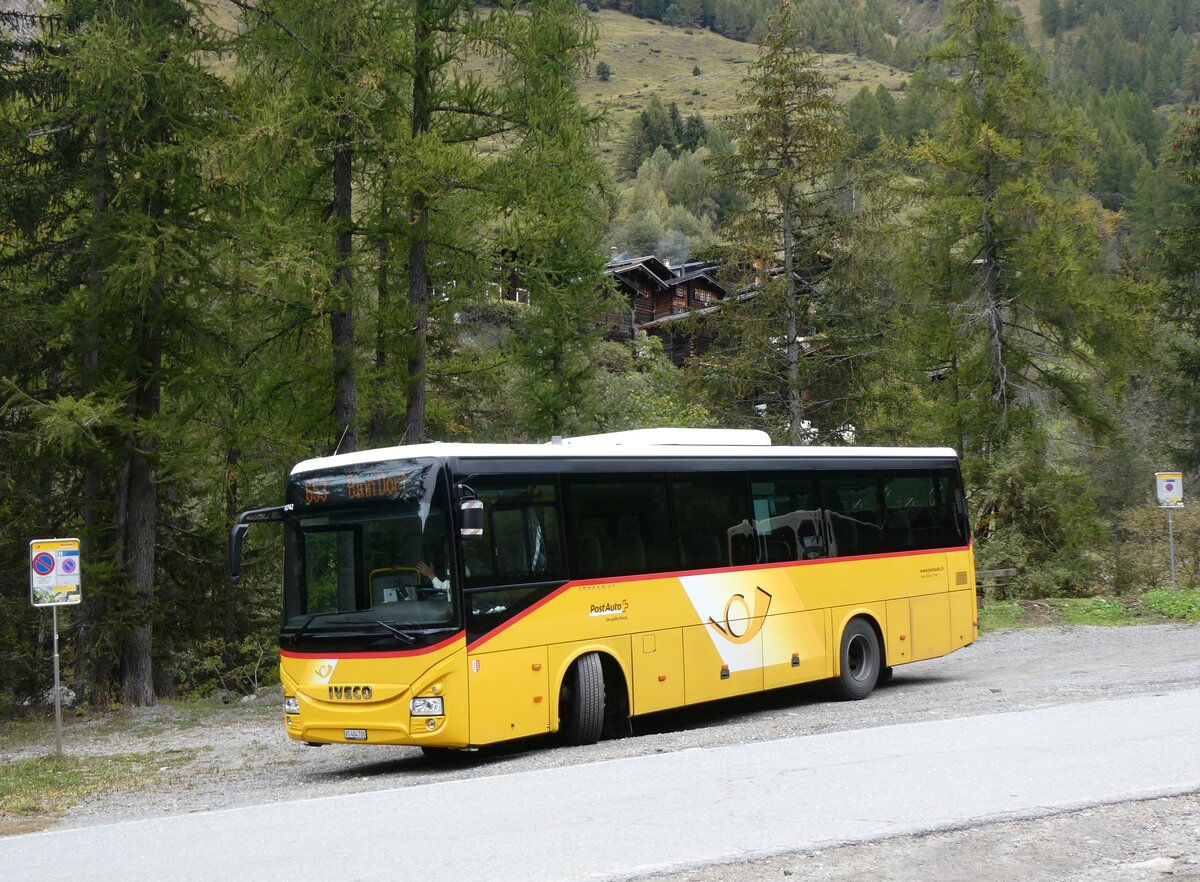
<box><xmin>559</xmin><ymin>652</ymin><xmax>605</xmax><ymax>745</ymax></box>
<box><xmin>830</xmin><ymin>618</ymin><xmax>881</xmax><ymax>701</ymax></box>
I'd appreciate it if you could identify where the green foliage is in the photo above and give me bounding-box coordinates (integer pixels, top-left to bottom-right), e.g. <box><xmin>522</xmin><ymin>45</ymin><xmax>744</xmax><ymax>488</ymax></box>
<box><xmin>1112</xmin><ymin>504</ymin><xmax>1200</xmax><ymax>594</ymax></box>
<box><xmin>1143</xmin><ymin>589</ymin><xmax>1200</xmax><ymax>621</ymax></box>
<box><xmin>165</xmin><ymin>637</ymin><xmax>278</xmax><ymax>698</ymax></box>
<box><xmin>597</xmin><ymin>60</ymin><xmax>612</xmax><ymax>80</ymax></box>
<box><xmin>973</xmin><ymin>431</ymin><xmax>1106</xmax><ymax>597</ymax></box>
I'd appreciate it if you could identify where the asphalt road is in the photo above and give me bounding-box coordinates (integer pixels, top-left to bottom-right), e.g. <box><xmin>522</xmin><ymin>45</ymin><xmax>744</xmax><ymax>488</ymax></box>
<box><xmin>4</xmin><ymin>686</ymin><xmax>1200</xmax><ymax>882</ymax></box>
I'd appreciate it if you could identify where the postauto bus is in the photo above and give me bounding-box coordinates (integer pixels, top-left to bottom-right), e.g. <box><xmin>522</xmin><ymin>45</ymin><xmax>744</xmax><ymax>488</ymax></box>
<box><xmin>228</xmin><ymin>428</ymin><xmax>976</xmax><ymax>751</ymax></box>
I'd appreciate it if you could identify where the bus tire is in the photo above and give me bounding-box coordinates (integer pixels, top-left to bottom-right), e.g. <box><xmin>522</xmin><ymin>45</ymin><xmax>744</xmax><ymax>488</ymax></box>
<box><xmin>560</xmin><ymin>652</ymin><xmax>605</xmax><ymax>745</ymax></box>
<box><xmin>829</xmin><ymin>618</ymin><xmax>881</xmax><ymax>701</ymax></box>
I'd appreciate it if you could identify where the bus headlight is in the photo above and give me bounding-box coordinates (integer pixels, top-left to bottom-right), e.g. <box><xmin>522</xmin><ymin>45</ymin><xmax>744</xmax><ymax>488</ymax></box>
<box><xmin>410</xmin><ymin>696</ymin><xmax>444</xmax><ymax>716</ymax></box>
<box><xmin>284</xmin><ymin>696</ymin><xmax>300</xmax><ymax>715</ymax></box>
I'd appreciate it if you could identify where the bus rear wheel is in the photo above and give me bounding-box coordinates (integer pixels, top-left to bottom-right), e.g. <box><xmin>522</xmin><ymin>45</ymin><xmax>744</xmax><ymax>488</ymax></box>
<box><xmin>559</xmin><ymin>652</ymin><xmax>605</xmax><ymax>745</ymax></box>
<box><xmin>829</xmin><ymin>618</ymin><xmax>881</xmax><ymax>701</ymax></box>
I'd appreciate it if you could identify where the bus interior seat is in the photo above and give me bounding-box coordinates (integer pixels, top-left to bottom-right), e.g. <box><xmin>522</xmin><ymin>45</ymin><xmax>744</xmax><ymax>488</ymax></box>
<box><xmin>577</xmin><ymin>535</ymin><xmax>604</xmax><ymax>575</ymax></box>
<box><xmin>610</xmin><ymin>533</ymin><xmax>645</xmax><ymax>572</ymax></box>
<box><xmin>681</xmin><ymin>534</ymin><xmax>723</xmax><ymax>569</ymax></box>
<box><xmin>884</xmin><ymin>509</ymin><xmax>915</xmax><ymax>551</ymax></box>
<box><xmin>764</xmin><ymin>535</ymin><xmax>795</xmax><ymax>563</ymax></box>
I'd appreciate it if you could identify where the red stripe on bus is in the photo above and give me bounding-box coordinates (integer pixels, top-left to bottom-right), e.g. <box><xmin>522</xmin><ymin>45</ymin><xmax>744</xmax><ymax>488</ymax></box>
<box><xmin>466</xmin><ymin>544</ymin><xmax>972</xmax><ymax>652</ymax></box>
<box><xmin>280</xmin><ymin>631</ymin><xmax>464</xmax><ymax>660</ymax></box>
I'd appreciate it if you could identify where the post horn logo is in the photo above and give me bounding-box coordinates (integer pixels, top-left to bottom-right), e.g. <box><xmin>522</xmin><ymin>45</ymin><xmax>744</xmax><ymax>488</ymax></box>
<box><xmin>707</xmin><ymin>586</ymin><xmax>772</xmax><ymax>645</ymax></box>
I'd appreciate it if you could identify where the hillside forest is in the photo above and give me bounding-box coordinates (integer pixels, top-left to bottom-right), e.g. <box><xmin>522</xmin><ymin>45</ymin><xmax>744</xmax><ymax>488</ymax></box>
<box><xmin>2</xmin><ymin>0</ymin><xmax>1200</xmax><ymax>708</ymax></box>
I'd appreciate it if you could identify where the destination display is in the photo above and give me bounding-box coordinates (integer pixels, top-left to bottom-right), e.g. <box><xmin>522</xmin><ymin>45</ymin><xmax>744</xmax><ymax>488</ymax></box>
<box><xmin>291</xmin><ymin>461</ymin><xmax>432</xmax><ymax>510</ymax></box>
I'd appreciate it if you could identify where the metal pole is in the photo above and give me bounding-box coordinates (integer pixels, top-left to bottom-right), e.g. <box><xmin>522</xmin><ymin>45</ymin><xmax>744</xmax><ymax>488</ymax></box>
<box><xmin>1168</xmin><ymin>509</ymin><xmax>1178</xmax><ymax>593</ymax></box>
<box><xmin>52</xmin><ymin>604</ymin><xmax>63</xmax><ymax>755</ymax></box>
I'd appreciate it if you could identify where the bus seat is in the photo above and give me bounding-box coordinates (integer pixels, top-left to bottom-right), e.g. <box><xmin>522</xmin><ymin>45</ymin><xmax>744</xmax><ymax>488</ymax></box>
<box><xmin>611</xmin><ymin>533</ymin><xmax>645</xmax><ymax>572</ymax></box>
<box><xmin>577</xmin><ymin>536</ymin><xmax>603</xmax><ymax>575</ymax></box>
<box><xmin>681</xmin><ymin>534</ymin><xmax>723</xmax><ymax>569</ymax></box>
<box><xmin>764</xmin><ymin>536</ymin><xmax>794</xmax><ymax>563</ymax></box>
<box><xmin>885</xmin><ymin>509</ymin><xmax>915</xmax><ymax>551</ymax></box>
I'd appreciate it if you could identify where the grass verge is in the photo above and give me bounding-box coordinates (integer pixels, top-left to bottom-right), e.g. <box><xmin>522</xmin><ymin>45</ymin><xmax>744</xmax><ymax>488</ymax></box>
<box><xmin>980</xmin><ymin>589</ymin><xmax>1200</xmax><ymax>630</ymax></box>
<box><xmin>0</xmin><ymin>749</ymin><xmax>195</xmax><ymax>836</ymax></box>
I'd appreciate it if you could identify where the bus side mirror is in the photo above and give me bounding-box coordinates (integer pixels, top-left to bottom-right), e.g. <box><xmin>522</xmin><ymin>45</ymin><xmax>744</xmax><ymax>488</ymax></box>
<box><xmin>459</xmin><ymin>499</ymin><xmax>483</xmax><ymax>539</ymax></box>
<box><xmin>228</xmin><ymin>522</ymin><xmax>250</xmax><ymax>583</ymax></box>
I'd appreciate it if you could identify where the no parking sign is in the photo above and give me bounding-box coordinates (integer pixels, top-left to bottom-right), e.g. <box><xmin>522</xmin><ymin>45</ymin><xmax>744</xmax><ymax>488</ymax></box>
<box><xmin>29</xmin><ymin>538</ymin><xmax>82</xmax><ymax>607</ymax></box>
<box><xmin>1156</xmin><ymin>472</ymin><xmax>1184</xmax><ymax>508</ymax></box>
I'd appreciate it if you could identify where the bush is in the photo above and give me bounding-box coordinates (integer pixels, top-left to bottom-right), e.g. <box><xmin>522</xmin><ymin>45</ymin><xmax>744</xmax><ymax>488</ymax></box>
<box><xmin>596</xmin><ymin>60</ymin><xmax>611</xmax><ymax>81</ymax></box>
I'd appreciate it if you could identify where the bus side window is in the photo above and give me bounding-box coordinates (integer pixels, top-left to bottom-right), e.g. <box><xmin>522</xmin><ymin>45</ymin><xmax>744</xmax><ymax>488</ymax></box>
<box><xmin>821</xmin><ymin>475</ymin><xmax>884</xmax><ymax>557</ymax></box>
<box><xmin>672</xmin><ymin>474</ymin><xmax>748</xmax><ymax>570</ymax></box>
<box><xmin>935</xmin><ymin>470</ymin><xmax>969</xmax><ymax>547</ymax></box>
<box><xmin>463</xmin><ymin>480</ymin><xmax>565</xmax><ymax>588</ymax></box>
<box><xmin>750</xmin><ymin>475</ymin><xmax>822</xmax><ymax>562</ymax></box>
<box><xmin>565</xmin><ymin>477</ymin><xmax>674</xmax><ymax>577</ymax></box>
<box><xmin>881</xmin><ymin>472</ymin><xmax>938</xmax><ymax>552</ymax></box>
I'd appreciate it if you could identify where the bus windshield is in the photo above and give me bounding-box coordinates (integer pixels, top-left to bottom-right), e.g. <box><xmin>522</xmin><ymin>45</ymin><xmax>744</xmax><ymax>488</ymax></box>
<box><xmin>281</xmin><ymin>459</ymin><xmax>456</xmax><ymax>643</ymax></box>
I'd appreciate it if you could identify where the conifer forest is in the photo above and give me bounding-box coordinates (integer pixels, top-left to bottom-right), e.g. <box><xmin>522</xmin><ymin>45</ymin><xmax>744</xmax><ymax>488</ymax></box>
<box><xmin>3</xmin><ymin>0</ymin><xmax>1200</xmax><ymax>707</ymax></box>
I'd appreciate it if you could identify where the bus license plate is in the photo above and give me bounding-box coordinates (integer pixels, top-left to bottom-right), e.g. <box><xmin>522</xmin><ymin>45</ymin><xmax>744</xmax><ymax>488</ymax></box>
<box><xmin>344</xmin><ymin>729</ymin><xmax>367</xmax><ymax>741</ymax></box>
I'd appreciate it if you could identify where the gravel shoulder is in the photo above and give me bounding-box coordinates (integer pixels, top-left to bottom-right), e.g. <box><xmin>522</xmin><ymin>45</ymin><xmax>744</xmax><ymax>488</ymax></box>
<box><xmin>5</xmin><ymin>623</ymin><xmax>1200</xmax><ymax>879</ymax></box>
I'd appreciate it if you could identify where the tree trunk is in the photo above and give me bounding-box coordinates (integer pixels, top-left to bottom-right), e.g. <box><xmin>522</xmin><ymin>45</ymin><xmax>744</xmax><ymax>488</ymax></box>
<box><xmin>76</xmin><ymin>117</ymin><xmax>115</xmax><ymax>703</ymax></box>
<box><xmin>783</xmin><ymin>185</ymin><xmax>803</xmax><ymax>446</ymax></box>
<box><xmin>120</xmin><ymin>304</ymin><xmax>160</xmax><ymax>707</ymax></box>
<box><xmin>370</xmin><ymin>196</ymin><xmax>391</xmax><ymax>446</ymax></box>
<box><xmin>981</xmin><ymin>157</ymin><xmax>1006</xmax><ymax>433</ymax></box>
<box><xmin>331</xmin><ymin>108</ymin><xmax>358</xmax><ymax>454</ymax></box>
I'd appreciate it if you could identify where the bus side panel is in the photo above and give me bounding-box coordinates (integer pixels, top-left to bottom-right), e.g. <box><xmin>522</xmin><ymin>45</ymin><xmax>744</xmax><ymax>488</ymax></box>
<box><xmin>885</xmin><ymin>599</ymin><xmax>912</xmax><ymax>666</ymax></box>
<box><xmin>950</xmin><ymin>588</ymin><xmax>977</xmax><ymax>649</ymax></box>
<box><xmin>631</xmin><ymin>629</ymin><xmax>686</xmax><ymax>715</ymax></box>
<box><xmin>683</xmin><ymin>620</ymin><xmax>764</xmax><ymax>704</ymax></box>
<box><xmin>466</xmin><ymin>646</ymin><xmax>549</xmax><ymax>745</ymax></box>
<box><xmin>762</xmin><ymin>609</ymin><xmax>828</xmax><ymax>689</ymax></box>
<box><xmin>947</xmin><ymin>546</ymin><xmax>979</xmax><ymax>650</ymax></box>
<box><xmin>910</xmin><ymin>593</ymin><xmax>952</xmax><ymax>661</ymax></box>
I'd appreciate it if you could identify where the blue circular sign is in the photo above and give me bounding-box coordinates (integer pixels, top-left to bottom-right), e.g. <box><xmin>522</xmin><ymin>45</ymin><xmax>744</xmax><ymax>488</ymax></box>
<box><xmin>32</xmin><ymin>552</ymin><xmax>55</xmax><ymax>576</ymax></box>
<box><xmin>60</xmin><ymin>557</ymin><xmax>77</xmax><ymax>575</ymax></box>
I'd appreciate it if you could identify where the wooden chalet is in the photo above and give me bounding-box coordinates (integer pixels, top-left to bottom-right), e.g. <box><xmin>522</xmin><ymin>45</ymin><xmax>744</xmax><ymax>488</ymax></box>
<box><xmin>602</xmin><ymin>254</ymin><xmax>728</xmax><ymax>366</ymax></box>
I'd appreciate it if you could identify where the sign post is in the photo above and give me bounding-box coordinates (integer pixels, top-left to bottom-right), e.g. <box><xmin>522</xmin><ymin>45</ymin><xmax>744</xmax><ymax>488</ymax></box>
<box><xmin>1155</xmin><ymin>473</ymin><xmax>1184</xmax><ymax>592</ymax></box>
<box><xmin>29</xmin><ymin>538</ymin><xmax>82</xmax><ymax>755</ymax></box>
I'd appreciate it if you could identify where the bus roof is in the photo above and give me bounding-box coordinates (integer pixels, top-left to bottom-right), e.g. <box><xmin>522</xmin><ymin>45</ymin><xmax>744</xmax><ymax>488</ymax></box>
<box><xmin>290</xmin><ymin>429</ymin><xmax>959</xmax><ymax>476</ymax></box>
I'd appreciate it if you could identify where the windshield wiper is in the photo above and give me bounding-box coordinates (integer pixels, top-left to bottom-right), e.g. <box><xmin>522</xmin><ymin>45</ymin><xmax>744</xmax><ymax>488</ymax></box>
<box><xmin>374</xmin><ymin>620</ymin><xmax>417</xmax><ymax>645</ymax></box>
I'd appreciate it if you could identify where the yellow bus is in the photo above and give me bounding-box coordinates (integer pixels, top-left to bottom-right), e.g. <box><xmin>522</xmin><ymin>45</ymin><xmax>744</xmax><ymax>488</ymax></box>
<box><xmin>229</xmin><ymin>428</ymin><xmax>977</xmax><ymax>750</ymax></box>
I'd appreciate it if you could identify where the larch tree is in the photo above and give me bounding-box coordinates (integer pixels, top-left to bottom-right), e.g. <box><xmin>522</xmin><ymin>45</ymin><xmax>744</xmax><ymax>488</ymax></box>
<box><xmin>706</xmin><ymin>0</ymin><xmax>859</xmax><ymax>445</ymax></box>
<box><xmin>896</xmin><ymin>0</ymin><xmax>1135</xmax><ymax>591</ymax></box>
<box><xmin>0</xmin><ymin>0</ymin><xmax>233</xmax><ymax>704</ymax></box>
<box><xmin>492</xmin><ymin>0</ymin><xmax>611</xmax><ymax>437</ymax></box>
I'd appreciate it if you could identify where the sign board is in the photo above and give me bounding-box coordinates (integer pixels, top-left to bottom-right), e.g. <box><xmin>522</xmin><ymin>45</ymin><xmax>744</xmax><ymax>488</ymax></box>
<box><xmin>1156</xmin><ymin>472</ymin><xmax>1184</xmax><ymax>508</ymax></box>
<box><xmin>29</xmin><ymin>538</ymin><xmax>82</xmax><ymax>607</ymax></box>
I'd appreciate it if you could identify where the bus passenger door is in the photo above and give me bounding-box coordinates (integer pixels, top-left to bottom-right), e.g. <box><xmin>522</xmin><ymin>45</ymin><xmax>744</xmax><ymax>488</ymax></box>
<box><xmin>466</xmin><ymin>647</ymin><xmax>550</xmax><ymax>745</ymax></box>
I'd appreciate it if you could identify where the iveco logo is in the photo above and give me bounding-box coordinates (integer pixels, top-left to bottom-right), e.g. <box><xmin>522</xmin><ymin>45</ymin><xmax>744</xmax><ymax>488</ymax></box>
<box><xmin>328</xmin><ymin>685</ymin><xmax>374</xmax><ymax>700</ymax></box>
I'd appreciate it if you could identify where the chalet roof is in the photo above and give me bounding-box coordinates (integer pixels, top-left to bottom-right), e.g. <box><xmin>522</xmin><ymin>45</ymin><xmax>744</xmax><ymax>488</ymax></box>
<box><xmin>604</xmin><ymin>254</ymin><xmax>727</xmax><ymax>296</ymax></box>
